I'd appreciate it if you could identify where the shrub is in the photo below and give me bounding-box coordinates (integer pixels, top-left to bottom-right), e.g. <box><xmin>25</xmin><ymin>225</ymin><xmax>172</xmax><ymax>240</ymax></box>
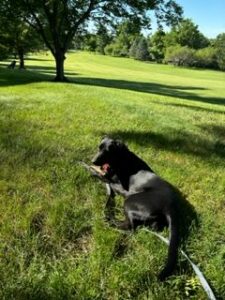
<box><xmin>104</xmin><ymin>43</ymin><xmax>128</xmax><ymax>57</ymax></box>
<box><xmin>214</xmin><ymin>33</ymin><xmax>225</xmax><ymax>71</ymax></box>
<box><xmin>216</xmin><ymin>49</ymin><xmax>225</xmax><ymax>71</ymax></box>
<box><xmin>104</xmin><ymin>44</ymin><xmax>114</xmax><ymax>56</ymax></box>
<box><xmin>164</xmin><ymin>46</ymin><xmax>196</xmax><ymax>67</ymax></box>
<box><xmin>195</xmin><ymin>47</ymin><xmax>218</xmax><ymax>69</ymax></box>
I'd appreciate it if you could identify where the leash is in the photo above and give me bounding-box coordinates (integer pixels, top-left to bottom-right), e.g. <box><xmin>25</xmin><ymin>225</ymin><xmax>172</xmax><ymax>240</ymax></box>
<box><xmin>141</xmin><ymin>228</ymin><xmax>217</xmax><ymax>300</ymax></box>
<box><xmin>79</xmin><ymin>161</ymin><xmax>216</xmax><ymax>299</ymax></box>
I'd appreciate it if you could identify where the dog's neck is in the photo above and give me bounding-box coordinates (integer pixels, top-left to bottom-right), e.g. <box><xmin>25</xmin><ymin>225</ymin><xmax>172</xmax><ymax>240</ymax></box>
<box><xmin>111</xmin><ymin>150</ymin><xmax>153</xmax><ymax>191</ymax></box>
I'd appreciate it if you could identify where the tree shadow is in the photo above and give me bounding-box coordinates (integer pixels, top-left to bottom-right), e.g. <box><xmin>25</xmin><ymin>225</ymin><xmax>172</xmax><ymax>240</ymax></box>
<box><xmin>74</xmin><ymin>77</ymin><xmax>225</xmax><ymax>106</ymax></box>
<box><xmin>200</xmin><ymin>124</ymin><xmax>225</xmax><ymax>139</ymax></box>
<box><xmin>25</xmin><ymin>57</ymin><xmax>52</xmax><ymax>62</ymax></box>
<box><xmin>0</xmin><ymin>65</ymin><xmax>79</xmax><ymax>86</ymax></box>
<box><xmin>28</xmin><ymin>65</ymin><xmax>79</xmax><ymax>76</ymax></box>
<box><xmin>0</xmin><ymin>101</ymin><xmax>91</xmax><ymax>167</ymax></box>
<box><xmin>200</xmin><ymin>124</ymin><xmax>225</xmax><ymax>156</ymax></box>
<box><xmin>99</xmin><ymin>129</ymin><xmax>225</xmax><ymax>161</ymax></box>
<box><xmin>1</xmin><ymin>64</ymin><xmax>225</xmax><ymax>106</ymax></box>
<box><xmin>0</xmin><ymin>66</ymin><xmax>52</xmax><ymax>86</ymax></box>
<box><xmin>159</xmin><ymin>102</ymin><xmax>225</xmax><ymax>115</ymax></box>
<box><xmin>3</xmin><ymin>56</ymin><xmax>52</xmax><ymax>62</ymax></box>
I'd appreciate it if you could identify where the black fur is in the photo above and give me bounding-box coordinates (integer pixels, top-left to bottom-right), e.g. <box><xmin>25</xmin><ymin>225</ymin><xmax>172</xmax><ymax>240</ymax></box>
<box><xmin>92</xmin><ymin>137</ymin><xmax>180</xmax><ymax>280</ymax></box>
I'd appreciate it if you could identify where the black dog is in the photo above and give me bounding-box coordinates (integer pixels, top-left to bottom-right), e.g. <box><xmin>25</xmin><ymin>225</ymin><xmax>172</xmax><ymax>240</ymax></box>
<box><xmin>92</xmin><ymin>137</ymin><xmax>180</xmax><ymax>281</ymax></box>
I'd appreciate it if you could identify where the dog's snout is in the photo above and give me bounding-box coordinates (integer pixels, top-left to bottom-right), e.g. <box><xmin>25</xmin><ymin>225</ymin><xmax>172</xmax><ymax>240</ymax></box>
<box><xmin>91</xmin><ymin>156</ymin><xmax>97</xmax><ymax>164</ymax></box>
<box><xmin>91</xmin><ymin>153</ymin><xmax>101</xmax><ymax>165</ymax></box>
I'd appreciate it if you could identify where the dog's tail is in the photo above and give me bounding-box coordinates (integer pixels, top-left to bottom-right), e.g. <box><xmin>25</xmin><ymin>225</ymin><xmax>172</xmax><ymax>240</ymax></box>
<box><xmin>158</xmin><ymin>210</ymin><xmax>179</xmax><ymax>281</ymax></box>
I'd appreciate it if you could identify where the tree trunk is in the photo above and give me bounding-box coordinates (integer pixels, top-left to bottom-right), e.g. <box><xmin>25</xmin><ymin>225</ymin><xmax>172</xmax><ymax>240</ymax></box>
<box><xmin>54</xmin><ymin>50</ymin><xmax>67</xmax><ymax>82</ymax></box>
<box><xmin>18</xmin><ymin>48</ymin><xmax>25</xmax><ymax>69</ymax></box>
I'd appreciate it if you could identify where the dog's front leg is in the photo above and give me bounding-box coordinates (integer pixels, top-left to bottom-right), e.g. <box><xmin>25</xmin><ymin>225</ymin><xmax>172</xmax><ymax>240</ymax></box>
<box><xmin>109</xmin><ymin>183</ymin><xmax>130</xmax><ymax>198</ymax></box>
<box><xmin>104</xmin><ymin>184</ymin><xmax>116</xmax><ymax>221</ymax></box>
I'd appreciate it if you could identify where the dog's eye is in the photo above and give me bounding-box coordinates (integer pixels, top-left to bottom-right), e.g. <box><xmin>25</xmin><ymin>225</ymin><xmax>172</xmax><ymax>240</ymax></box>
<box><xmin>108</xmin><ymin>144</ymin><xmax>115</xmax><ymax>151</ymax></box>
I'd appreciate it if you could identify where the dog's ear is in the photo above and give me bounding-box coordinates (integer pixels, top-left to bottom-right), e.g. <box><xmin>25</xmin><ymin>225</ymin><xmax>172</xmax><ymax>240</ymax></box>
<box><xmin>111</xmin><ymin>139</ymin><xmax>128</xmax><ymax>151</ymax></box>
<box><xmin>100</xmin><ymin>135</ymin><xmax>110</xmax><ymax>146</ymax></box>
<box><xmin>101</xmin><ymin>135</ymin><xmax>108</xmax><ymax>142</ymax></box>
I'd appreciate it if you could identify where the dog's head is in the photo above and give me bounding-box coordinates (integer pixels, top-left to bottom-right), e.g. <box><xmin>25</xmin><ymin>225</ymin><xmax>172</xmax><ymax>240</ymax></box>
<box><xmin>92</xmin><ymin>137</ymin><xmax>128</xmax><ymax>169</ymax></box>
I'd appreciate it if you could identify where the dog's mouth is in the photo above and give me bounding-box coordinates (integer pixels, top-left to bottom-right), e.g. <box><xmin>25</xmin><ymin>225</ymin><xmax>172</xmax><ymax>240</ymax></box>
<box><xmin>101</xmin><ymin>163</ymin><xmax>110</xmax><ymax>173</ymax></box>
<box><xmin>91</xmin><ymin>162</ymin><xmax>111</xmax><ymax>176</ymax></box>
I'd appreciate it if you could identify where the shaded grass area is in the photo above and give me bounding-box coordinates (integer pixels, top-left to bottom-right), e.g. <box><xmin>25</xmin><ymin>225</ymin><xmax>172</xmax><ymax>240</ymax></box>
<box><xmin>0</xmin><ymin>52</ymin><xmax>225</xmax><ymax>299</ymax></box>
<box><xmin>99</xmin><ymin>128</ymin><xmax>225</xmax><ymax>161</ymax></box>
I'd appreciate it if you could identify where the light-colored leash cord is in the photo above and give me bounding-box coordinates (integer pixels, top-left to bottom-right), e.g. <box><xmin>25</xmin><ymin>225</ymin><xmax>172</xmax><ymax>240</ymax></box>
<box><xmin>141</xmin><ymin>228</ymin><xmax>216</xmax><ymax>300</ymax></box>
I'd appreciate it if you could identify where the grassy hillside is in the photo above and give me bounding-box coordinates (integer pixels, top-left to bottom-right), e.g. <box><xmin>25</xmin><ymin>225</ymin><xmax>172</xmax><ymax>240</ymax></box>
<box><xmin>0</xmin><ymin>52</ymin><xmax>225</xmax><ymax>299</ymax></box>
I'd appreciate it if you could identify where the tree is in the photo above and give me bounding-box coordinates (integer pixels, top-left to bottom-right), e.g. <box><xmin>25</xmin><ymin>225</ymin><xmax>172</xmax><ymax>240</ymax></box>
<box><xmin>95</xmin><ymin>23</ymin><xmax>111</xmax><ymax>55</ymax></box>
<box><xmin>129</xmin><ymin>36</ymin><xmax>142</xmax><ymax>58</ymax></box>
<box><xmin>10</xmin><ymin>0</ymin><xmax>182</xmax><ymax>81</ymax></box>
<box><xmin>0</xmin><ymin>28</ymin><xmax>10</xmax><ymax>60</ymax></box>
<box><xmin>0</xmin><ymin>1</ymin><xmax>42</xmax><ymax>68</ymax></box>
<box><xmin>214</xmin><ymin>33</ymin><xmax>225</xmax><ymax>70</ymax></box>
<box><xmin>0</xmin><ymin>44</ymin><xmax>9</xmax><ymax>60</ymax></box>
<box><xmin>81</xmin><ymin>33</ymin><xmax>97</xmax><ymax>52</ymax></box>
<box><xmin>165</xmin><ymin>19</ymin><xmax>209</xmax><ymax>50</ymax></box>
<box><xmin>135</xmin><ymin>37</ymin><xmax>149</xmax><ymax>61</ymax></box>
<box><xmin>105</xmin><ymin>20</ymin><xmax>142</xmax><ymax>57</ymax></box>
<box><xmin>149</xmin><ymin>29</ymin><xmax>166</xmax><ymax>62</ymax></box>
<box><xmin>5</xmin><ymin>23</ymin><xmax>41</xmax><ymax>69</ymax></box>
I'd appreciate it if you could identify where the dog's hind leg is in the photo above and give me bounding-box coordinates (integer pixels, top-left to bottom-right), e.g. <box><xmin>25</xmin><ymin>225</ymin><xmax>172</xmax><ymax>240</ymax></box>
<box><xmin>110</xmin><ymin>212</ymin><xmax>132</xmax><ymax>231</ymax></box>
<box><xmin>148</xmin><ymin>214</ymin><xmax>168</xmax><ymax>232</ymax></box>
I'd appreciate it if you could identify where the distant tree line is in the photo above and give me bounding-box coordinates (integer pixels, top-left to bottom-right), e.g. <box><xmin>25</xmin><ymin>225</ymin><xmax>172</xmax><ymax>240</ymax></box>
<box><xmin>78</xmin><ymin>19</ymin><xmax>225</xmax><ymax>71</ymax></box>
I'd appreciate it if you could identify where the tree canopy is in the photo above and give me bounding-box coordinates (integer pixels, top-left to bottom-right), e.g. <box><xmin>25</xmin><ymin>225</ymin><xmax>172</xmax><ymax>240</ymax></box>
<box><xmin>214</xmin><ymin>33</ymin><xmax>225</xmax><ymax>70</ymax></box>
<box><xmin>8</xmin><ymin>0</ymin><xmax>183</xmax><ymax>81</ymax></box>
<box><xmin>164</xmin><ymin>19</ymin><xmax>209</xmax><ymax>49</ymax></box>
<box><xmin>148</xmin><ymin>29</ymin><xmax>166</xmax><ymax>62</ymax></box>
<box><xmin>0</xmin><ymin>0</ymin><xmax>42</xmax><ymax>67</ymax></box>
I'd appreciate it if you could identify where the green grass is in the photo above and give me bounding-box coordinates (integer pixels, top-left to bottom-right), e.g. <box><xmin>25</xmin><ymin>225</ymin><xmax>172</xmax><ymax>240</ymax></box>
<box><xmin>0</xmin><ymin>51</ymin><xmax>225</xmax><ymax>299</ymax></box>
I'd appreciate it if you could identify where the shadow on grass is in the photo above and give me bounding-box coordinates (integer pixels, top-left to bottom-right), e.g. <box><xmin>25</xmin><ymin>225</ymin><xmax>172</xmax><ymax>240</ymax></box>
<box><xmin>1</xmin><ymin>66</ymin><xmax>225</xmax><ymax>106</ymax></box>
<box><xmin>25</xmin><ymin>57</ymin><xmax>52</xmax><ymax>62</ymax></box>
<box><xmin>28</xmin><ymin>65</ymin><xmax>79</xmax><ymax>76</ymax></box>
<box><xmin>99</xmin><ymin>129</ymin><xmax>225</xmax><ymax>160</ymax></box>
<box><xmin>159</xmin><ymin>102</ymin><xmax>225</xmax><ymax>115</ymax></box>
<box><xmin>0</xmin><ymin>101</ymin><xmax>91</xmax><ymax>167</ymax></box>
<box><xmin>200</xmin><ymin>124</ymin><xmax>225</xmax><ymax>139</ymax></box>
<box><xmin>0</xmin><ymin>66</ymin><xmax>52</xmax><ymax>86</ymax></box>
<box><xmin>0</xmin><ymin>66</ymin><xmax>79</xmax><ymax>87</ymax></box>
<box><xmin>74</xmin><ymin>77</ymin><xmax>225</xmax><ymax>106</ymax></box>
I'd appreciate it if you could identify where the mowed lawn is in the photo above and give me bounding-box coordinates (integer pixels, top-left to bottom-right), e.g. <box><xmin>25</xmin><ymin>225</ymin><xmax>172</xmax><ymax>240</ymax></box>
<box><xmin>0</xmin><ymin>52</ymin><xmax>225</xmax><ymax>299</ymax></box>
